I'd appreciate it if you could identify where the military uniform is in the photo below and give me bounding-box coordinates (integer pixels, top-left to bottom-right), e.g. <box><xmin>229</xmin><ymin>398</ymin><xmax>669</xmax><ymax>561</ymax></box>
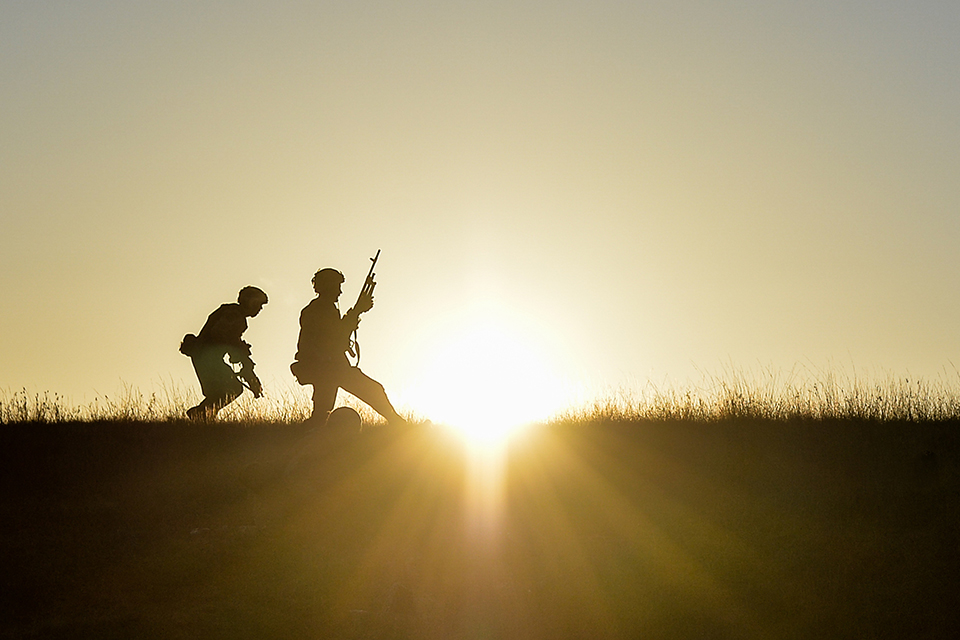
<box><xmin>292</xmin><ymin>296</ymin><xmax>401</xmax><ymax>424</ymax></box>
<box><xmin>183</xmin><ymin>288</ymin><xmax>266</xmax><ymax>419</ymax></box>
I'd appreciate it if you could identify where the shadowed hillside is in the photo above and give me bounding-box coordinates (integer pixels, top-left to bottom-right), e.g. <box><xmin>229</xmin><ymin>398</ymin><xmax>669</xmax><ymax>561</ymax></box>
<box><xmin>2</xmin><ymin>416</ymin><xmax>958</xmax><ymax>639</ymax></box>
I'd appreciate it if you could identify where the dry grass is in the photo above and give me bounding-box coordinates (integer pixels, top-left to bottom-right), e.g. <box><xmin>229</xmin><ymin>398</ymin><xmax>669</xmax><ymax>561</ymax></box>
<box><xmin>6</xmin><ymin>366</ymin><xmax>960</xmax><ymax>425</ymax></box>
<box><xmin>2</xmin><ymin>370</ymin><xmax>958</xmax><ymax>638</ymax></box>
<box><xmin>0</xmin><ymin>380</ymin><xmax>384</xmax><ymax>424</ymax></box>
<box><xmin>559</xmin><ymin>365</ymin><xmax>960</xmax><ymax>423</ymax></box>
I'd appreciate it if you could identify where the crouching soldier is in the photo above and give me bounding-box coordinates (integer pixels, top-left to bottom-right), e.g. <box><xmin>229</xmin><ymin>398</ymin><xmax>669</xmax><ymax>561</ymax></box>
<box><xmin>290</xmin><ymin>267</ymin><xmax>405</xmax><ymax>426</ymax></box>
<box><xmin>181</xmin><ymin>286</ymin><xmax>267</xmax><ymax>419</ymax></box>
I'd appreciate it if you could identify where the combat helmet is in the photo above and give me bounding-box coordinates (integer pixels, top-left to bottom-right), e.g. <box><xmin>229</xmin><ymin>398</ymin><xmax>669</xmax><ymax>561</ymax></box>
<box><xmin>238</xmin><ymin>286</ymin><xmax>268</xmax><ymax>306</ymax></box>
<box><xmin>312</xmin><ymin>268</ymin><xmax>344</xmax><ymax>293</ymax></box>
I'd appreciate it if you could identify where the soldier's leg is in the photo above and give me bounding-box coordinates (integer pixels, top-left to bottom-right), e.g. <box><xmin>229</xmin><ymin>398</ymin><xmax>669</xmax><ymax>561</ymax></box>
<box><xmin>310</xmin><ymin>379</ymin><xmax>339</xmax><ymax>424</ymax></box>
<box><xmin>188</xmin><ymin>352</ymin><xmax>242</xmax><ymax>419</ymax></box>
<box><xmin>339</xmin><ymin>366</ymin><xmax>406</xmax><ymax>425</ymax></box>
<box><xmin>189</xmin><ymin>389</ymin><xmax>241</xmax><ymax>419</ymax></box>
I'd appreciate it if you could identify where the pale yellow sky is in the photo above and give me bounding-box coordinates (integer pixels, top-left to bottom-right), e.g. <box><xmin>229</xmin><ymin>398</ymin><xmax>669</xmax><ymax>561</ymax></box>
<box><xmin>2</xmin><ymin>1</ymin><xmax>959</xmax><ymax>414</ymax></box>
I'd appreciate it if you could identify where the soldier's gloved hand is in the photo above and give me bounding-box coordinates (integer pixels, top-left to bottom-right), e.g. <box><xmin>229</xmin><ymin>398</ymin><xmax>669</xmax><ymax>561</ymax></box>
<box><xmin>355</xmin><ymin>290</ymin><xmax>374</xmax><ymax>314</ymax></box>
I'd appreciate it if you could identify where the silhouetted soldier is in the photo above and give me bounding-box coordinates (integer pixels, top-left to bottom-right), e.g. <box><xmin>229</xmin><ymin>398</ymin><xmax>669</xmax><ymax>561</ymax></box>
<box><xmin>181</xmin><ymin>286</ymin><xmax>267</xmax><ymax>419</ymax></box>
<box><xmin>291</xmin><ymin>268</ymin><xmax>405</xmax><ymax>426</ymax></box>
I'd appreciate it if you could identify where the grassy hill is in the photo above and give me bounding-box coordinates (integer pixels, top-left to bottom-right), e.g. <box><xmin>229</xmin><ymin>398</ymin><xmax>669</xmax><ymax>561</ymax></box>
<box><xmin>1</xmin><ymin>415</ymin><xmax>958</xmax><ymax>639</ymax></box>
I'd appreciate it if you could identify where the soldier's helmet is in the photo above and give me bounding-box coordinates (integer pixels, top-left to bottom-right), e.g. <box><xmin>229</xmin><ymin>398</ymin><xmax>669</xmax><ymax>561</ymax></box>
<box><xmin>238</xmin><ymin>286</ymin><xmax>268</xmax><ymax>306</ymax></box>
<box><xmin>312</xmin><ymin>268</ymin><xmax>344</xmax><ymax>293</ymax></box>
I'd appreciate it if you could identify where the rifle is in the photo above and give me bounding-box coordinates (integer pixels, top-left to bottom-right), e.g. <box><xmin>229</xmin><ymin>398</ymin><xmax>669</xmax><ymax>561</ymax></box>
<box><xmin>348</xmin><ymin>249</ymin><xmax>380</xmax><ymax>364</ymax></box>
<box><xmin>237</xmin><ymin>357</ymin><xmax>263</xmax><ymax>398</ymax></box>
<box><xmin>358</xmin><ymin>249</ymin><xmax>380</xmax><ymax>307</ymax></box>
<box><xmin>229</xmin><ymin>342</ymin><xmax>263</xmax><ymax>397</ymax></box>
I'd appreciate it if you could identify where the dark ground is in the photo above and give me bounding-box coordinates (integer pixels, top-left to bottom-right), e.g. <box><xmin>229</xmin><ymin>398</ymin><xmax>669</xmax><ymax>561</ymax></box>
<box><xmin>1</xmin><ymin>417</ymin><xmax>958</xmax><ymax>639</ymax></box>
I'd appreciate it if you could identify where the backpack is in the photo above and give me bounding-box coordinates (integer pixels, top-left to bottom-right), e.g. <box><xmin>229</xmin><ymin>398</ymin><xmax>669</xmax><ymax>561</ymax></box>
<box><xmin>179</xmin><ymin>333</ymin><xmax>201</xmax><ymax>357</ymax></box>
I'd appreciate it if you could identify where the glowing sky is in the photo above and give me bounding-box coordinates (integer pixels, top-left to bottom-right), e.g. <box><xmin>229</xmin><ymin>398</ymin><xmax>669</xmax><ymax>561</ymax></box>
<box><xmin>2</xmin><ymin>1</ymin><xmax>959</xmax><ymax>413</ymax></box>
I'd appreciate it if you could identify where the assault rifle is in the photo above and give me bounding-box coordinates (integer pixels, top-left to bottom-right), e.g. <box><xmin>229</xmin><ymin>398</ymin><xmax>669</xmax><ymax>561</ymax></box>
<box><xmin>357</xmin><ymin>249</ymin><xmax>380</xmax><ymax>308</ymax></box>
<box><xmin>230</xmin><ymin>342</ymin><xmax>263</xmax><ymax>397</ymax></box>
<box><xmin>236</xmin><ymin>356</ymin><xmax>263</xmax><ymax>398</ymax></box>
<box><xmin>348</xmin><ymin>249</ymin><xmax>380</xmax><ymax>364</ymax></box>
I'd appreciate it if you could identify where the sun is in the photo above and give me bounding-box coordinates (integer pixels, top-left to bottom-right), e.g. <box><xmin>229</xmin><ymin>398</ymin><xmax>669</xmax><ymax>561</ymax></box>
<box><xmin>401</xmin><ymin>307</ymin><xmax>569</xmax><ymax>448</ymax></box>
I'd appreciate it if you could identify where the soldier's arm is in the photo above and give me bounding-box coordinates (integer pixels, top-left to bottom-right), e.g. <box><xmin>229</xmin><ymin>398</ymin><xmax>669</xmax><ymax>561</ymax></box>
<box><xmin>342</xmin><ymin>307</ymin><xmax>362</xmax><ymax>333</ymax></box>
